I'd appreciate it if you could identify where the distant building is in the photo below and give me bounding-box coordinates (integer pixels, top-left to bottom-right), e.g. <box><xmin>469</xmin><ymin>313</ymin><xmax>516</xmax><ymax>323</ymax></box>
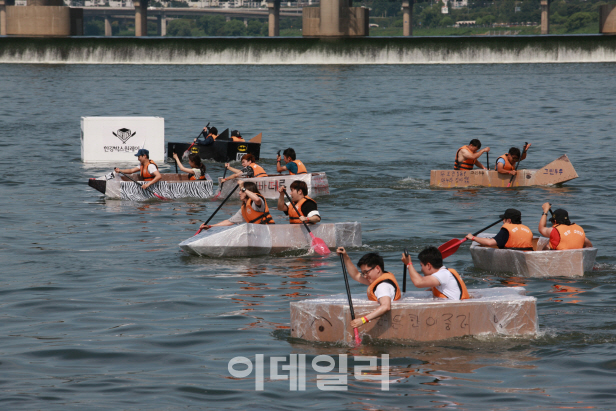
<box><xmin>450</xmin><ymin>0</ymin><xmax>467</xmax><ymax>9</ymax></box>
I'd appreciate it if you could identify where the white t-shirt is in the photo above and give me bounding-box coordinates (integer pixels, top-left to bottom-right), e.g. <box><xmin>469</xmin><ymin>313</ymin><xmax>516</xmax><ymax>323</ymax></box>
<box><xmin>191</xmin><ymin>168</ymin><xmax>211</xmax><ymax>181</ymax></box>
<box><xmin>229</xmin><ymin>197</ymin><xmax>267</xmax><ymax>224</ymax></box>
<box><xmin>432</xmin><ymin>266</ymin><xmax>463</xmax><ymax>300</ymax></box>
<box><xmin>146</xmin><ymin>164</ymin><xmax>157</xmax><ymax>175</ymax></box>
<box><xmin>374</xmin><ymin>281</ymin><xmax>396</xmax><ymax>301</ymax></box>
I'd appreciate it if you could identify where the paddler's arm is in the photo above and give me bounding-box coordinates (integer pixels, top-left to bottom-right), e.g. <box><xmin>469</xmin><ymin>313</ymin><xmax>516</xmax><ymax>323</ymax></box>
<box><xmin>475</xmin><ymin>159</ymin><xmax>486</xmax><ymax>170</ymax></box>
<box><xmin>225</xmin><ymin>163</ymin><xmax>242</xmax><ymax>175</ymax></box>
<box><xmin>538</xmin><ymin>202</ymin><xmax>552</xmax><ymax>238</ymax></box>
<box><xmin>172</xmin><ymin>153</ymin><xmax>194</xmax><ymax>175</ymax></box>
<box><xmin>276</xmin><ymin>154</ymin><xmax>287</xmax><ymax>173</ymax></box>
<box><xmin>238</xmin><ymin>181</ymin><xmax>262</xmax><ymax>206</ymax></box>
<box><xmin>350</xmin><ymin>296</ymin><xmax>391</xmax><ymax>329</ymax></box>
<box><xmin>496</xmin><ymin>160</ymin><xmax>516</xmax><ymax>175</ymax></box>
<box><xmin>465</xmin><ymin>233</ymin><xmax>497</xmax><ymax>247</ymax></box>
<box><xmin>142</xmin><ymin>169</ymin><xmax>162</xmax><ymax>190</ymax></box>
<box><xmin>114</xmin><ymin>166</ymin><xmax>140</xmax><ymax>174</ymax></box>
<box><xmin>200</xmin><ymin>220</ymin><xmax>235</xmax><ymax>230</ymax></box>
<box><xmin>401</xmin><ymin>253</ymin><xmax>441</xmax><ymax>288</ymax></box>
<box><xmin>277</xmin><ymin>186</ymin><xmax>288</xmax><ymax>212</ymax></box>
<box><xmin>462</xmin><ymin>146</ymin><xmax>490</xmax><ymax>161</ymax></box>
<box><xmin>337</xmin><ymin>247</ymin><xmax>368</xmax><ymax>285</ymax></box>
<box><xmin>583</xmin><ymin>237</ymin><xmax>593</xmax><ymax>248</ymax></box>
<box><xmin>520</xmin><ymin>143</ymin><xmax>531</xmax><ymax>160</ymax></box>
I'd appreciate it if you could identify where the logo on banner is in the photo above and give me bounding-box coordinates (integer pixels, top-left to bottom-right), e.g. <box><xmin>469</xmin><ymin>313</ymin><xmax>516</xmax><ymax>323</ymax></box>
<box><xmin>112</xmin><ymin>128</ymin><xmax>137</xmax><ymax>144</ymax></box>
<box><xmin>238</xmin><ymin>145</ymin><xmax>248</xmax><ymax>152</ymax></box>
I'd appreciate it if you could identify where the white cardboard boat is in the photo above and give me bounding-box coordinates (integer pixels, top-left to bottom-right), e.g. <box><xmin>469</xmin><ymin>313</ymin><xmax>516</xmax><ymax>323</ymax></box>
<box><xmin>179</xmin><ymin>222</ymin><xmax>361</xmax><ymax>257</ymax></box>
<box><xmin>430</xmin><ymin>155</ymin><xmax>578</xmax><ymax>188</ymax></box>
<box><xmin>217</xmin><ymin>172</ymin><xmax>329</xmax><ymax>200</ymax></box>
<box><xmin>291</xmin><ymin>287</ymin><xmax>537</xmax><ymax>343</ymax></box>
<box><xmin>89</xmin><ymin>171</ymin><xmax>214</xmax><ymax>200</ymax></box>
<box><xmin>470</xmin><ymin>233</ymin><xmax>597</xmax><ymax>277</ymax></box>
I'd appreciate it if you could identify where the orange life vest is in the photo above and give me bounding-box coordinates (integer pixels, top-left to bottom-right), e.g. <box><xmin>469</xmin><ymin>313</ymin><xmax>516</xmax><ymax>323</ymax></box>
<box><xmin>549</xmin><ymin>223</ymin><xmax>586</xmax><ymax>250</ymax></box>
<box><xmin>288</xmin><ymin>196</ymin><xmax>317</xmax><ymax>224</ymax></box>
<box><xmin>432</xmin><ymin>268</ymin><xmax>470</xmax><ymax>300</ymax></box>
<box><xmin>289</xmin><ymin>160</ymin><xmax>307</xmax><ymax>175</ymax></box>
<box><xmin>502</xmin><ymin>223</ymin><xmax>534</xmax><ymax>249</ymax></box>
<box><xmin>367</xmin><ymin>272</ymin><xmax>402</xmax><ymax>302</ymax></box>
<box><xmin>140</xmin><ymin>160</ymin><xmax>158</xmax><ymax>181</ymax></box>
<box><xmin>454</xmin><ymin>146</ymin><xmax>476</xmax><ymax>170</ymax></box>
<box><xmin>189</xmin><ymin>174</ymin><xmax>206</xmax><ymax>181</ymax></box>
<box><xmin>248</xmin><ymin>163</ymin><xmax>267</xmax><ymax>178</ymax></box>
<box><xmin>241</xmin><ymin>194</ymin><xmax>275</xmax><ymax>224</ymax></box>
<box><xmin>231</xmin><ymin>136</ymin><xmax>245</xmax><ymax>142</ymax></box>
<box><xmin>496</xmin><ymin>154</ymin><xmax>514</xmax><ymax>171</ymax></box>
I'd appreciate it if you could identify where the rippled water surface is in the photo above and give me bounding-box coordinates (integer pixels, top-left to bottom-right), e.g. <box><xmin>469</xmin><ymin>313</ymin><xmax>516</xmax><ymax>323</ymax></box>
<box><xmin>1</xmin><ymin>63</ymin><xmax>615</xmax><ymax>410</ymax></box>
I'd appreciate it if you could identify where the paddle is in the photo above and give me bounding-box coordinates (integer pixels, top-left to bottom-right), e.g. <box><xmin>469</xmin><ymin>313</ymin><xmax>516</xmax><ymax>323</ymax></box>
<box><xmin>194</xmin><ymin>183</ymin><xmax>240</xmax><ymax>236</ymax></box>
<box><xmin>507</xmin><ymin>142</ymin><xmax>529</xmax><ymax>188</ymax></box>
<box><xmin>213</xmin><ymin>166</ymin><xmax>228</xmax><ymax>200</ymax></box>
<box><xmin>339</xmin><ymin>253</ymin><xmax>361</xmax><ymax>346</ymax></box>
<box><xmin>402</xmin><ymin>248</ymin><xmax>408</xmax><ymax>293</ymax></box>
<box><xmin>182</xmin><ymin>122</ymin><xmax>209</xmax><ymax>160</ymax></box>
<box><xmin>438</xmin><ymin>218</ymin><xmax>503</xmax><ymax>259</ymax></box>
<box><xmin>173</xmin><ymin>145</ymin><xmax>178</xmax><ymax>174</ymax></box>
<box><xmin>283</xmin><ymin>189</ymin><xmax>330</xmax><ymax>256</ymax></box>
<box><xmin>486</xmin><ymin>151</ymin><xmax>489</xmax><ymax>171</ymax></box>
<box><xmin>117</xmin><ymin>170</ymin><xmax>168</xmax><ymax>201</ymax></box>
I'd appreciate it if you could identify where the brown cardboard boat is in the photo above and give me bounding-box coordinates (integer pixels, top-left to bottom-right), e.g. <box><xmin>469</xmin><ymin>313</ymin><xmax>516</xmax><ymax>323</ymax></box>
<box><xmin>430</xmin><ymin>154</ymin><xmax>577</xmax><ymax>188</ymax></box>
<box><xmin>291</xmin><ymin>287</ymin><xmax>537</xmax><ymax>344</ymax></box>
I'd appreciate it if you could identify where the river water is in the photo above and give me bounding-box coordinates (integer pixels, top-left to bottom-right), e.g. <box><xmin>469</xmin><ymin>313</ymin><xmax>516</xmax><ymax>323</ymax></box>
<box><xmin>1</xmin><ymin>62</ymin><xmax>615</xmax><ymax>410</ymax></box>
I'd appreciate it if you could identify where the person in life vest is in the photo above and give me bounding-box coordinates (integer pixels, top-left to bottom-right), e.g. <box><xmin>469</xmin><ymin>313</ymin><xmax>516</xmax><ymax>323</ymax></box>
<box><xmin>195</xmin><ymin>126</ymin><xmax>219</xmax><ymax>146</ymax></box>
<box><xmin>114</xmin><ymin>148</ymin><xmax>162</xmax><ymax>190</ymax></box>
<box><xmin>230</xmin><ymin>130</ymin><xmax>245</xmax><ymax>142</ymax></box>
<box><xmin>172</xmin><ymin>152</ymin><xmax>210</xmax><ymax>181</ymax></box>
<box><xmin>223</xmin><ymin>154</ymin><xmax>268</xmax><ymax>183</ymax></box>
<box><xmin>276</xmin><ymin>148</ymin><xmax>307</xmax><ymax>175</ymax></box>
<box><xmin>495</xmin><ymin>143</ymin><xmax>532</xmax><ymax>175</ymax></box>
<box><xmin>337</xmin><ymin>248</ymin><xmax>401</xmax><ymax>329</ymax></box>
<box><xmin>402</xmin><ymin>246</ymin><xmax>470</xmax><ymax>300</ymax></box>
<box><xmin>538</xmin><ymin>202</ymin><xmax>592</xmax><ymax>250</ymax></box>
<box><xmin>466</xmin><ymin>208</ymin><xmax>534</xmax><ymax>250</ymax></box>
<box><xmin>454</xmin><ymin>139</ymin><xmax>490</xmax><ymax>171</ymax></box>
<box><xmin>277</xmin><ymin>180</ymin><xmax>321</xmax><ymax>224</ymax></box>
<box><xmin>199</xmin><ymin>181</ymin><xmax>274</xmax><ymax>230</ymax></box>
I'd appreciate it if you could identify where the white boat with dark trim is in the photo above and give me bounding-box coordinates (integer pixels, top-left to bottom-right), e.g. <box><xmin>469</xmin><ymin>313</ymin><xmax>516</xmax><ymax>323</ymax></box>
<box><xmin>217</xmin><ymin>172</ymin><xmax>330</xmax><ymax>200</ymax></box>
<box><xmin>470</xmin><ymin>233</ymin><xmax>597</xmax><ymax>277</ymax></box>
<box><xmin>179</xmin><ymin>222</ymin><xmax>361</xmax><ymax>257</ymax></box>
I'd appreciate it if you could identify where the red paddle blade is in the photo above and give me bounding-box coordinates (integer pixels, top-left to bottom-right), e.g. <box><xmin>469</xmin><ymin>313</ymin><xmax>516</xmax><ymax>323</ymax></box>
<box><xmin>353</xmin><ymin>328</ymin><xmax>361</xmax><ymax>346</ymax></box>
<box><xmin>309</xmin><ymin>233</ymin><xmax>330</xmax><ymax>256</ymax></box>
<box><xmin>438</xmin><ymin>239</ymin><xmax>466</xmax><ymax>259</ymax></box>
<box><xmin>194</xmin><ymin>228</ymin><xmax>203</xmax><ymax>236</ymax></box>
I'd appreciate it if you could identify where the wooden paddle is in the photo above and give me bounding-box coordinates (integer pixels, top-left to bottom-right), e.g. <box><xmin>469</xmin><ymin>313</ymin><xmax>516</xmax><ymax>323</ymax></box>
<box><xmin>402</xmin><ymin>248</ymin><xmax>408</xmax><ymax>293</ymax></box>
<box><xmin>507</xmin><ymin>142</ymin><xmax>529</xmax><ymax>188</ymax></box>
<box><xmin>283</xmin><ymin>190</ymin><xmax>330</xmax><ymax>256</ymax></box>
<box><xmin>117</xmin><ymin>170</ymin><xmax>168</xmax><ymax>201</ymax></box>
<box><xmin>194</xmin><ymin>183</ymin><xmax>240</xmax><ymax>236</ymax></box>
<box><xmin>339</xmin><ymin>253</ymin><xmax>361</xmax><ymax>346</ymax></box>
<box><xmin>438</xmin><ymin>219</ymin><xmax>502</xmax><ymax>259</ymax></box>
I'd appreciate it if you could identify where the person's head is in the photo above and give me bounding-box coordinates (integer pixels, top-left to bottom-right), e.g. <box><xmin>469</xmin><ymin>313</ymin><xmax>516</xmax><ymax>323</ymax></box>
<box><xmin>500</xmin><ymin>208</ymin><xmax>522</xmax><ymax>224</ymax></box>
<box><xmin>231</xmin><ymin>130</ymin><xmax>242</xmax><ymax>138</ymax></box>
<box><xmin>188</xmin><ymin>153</ymin><xmax>202</xmax><ymax>168</ymax></box>
<box><xmin>357</xmin><ymin>253</ymin><xmax>385</xmax><ymax>284</ymax></box>
<box><xmin>289</xmin><ymin>180</ymin><xmax>308</xmax><ymax>202</ymax></box>
<box><xmin>417</xmin><ymin>247</ymin><xmax>443</xmax><ymax>275</ymax></box>
<box><xmin>135</xmin><ymin>148</ymin><xmax>150</xmax><ymax>162</ymax></box>
<box><xmin>468</xmin><ymin>139</ymin><xmax>482</xmax><ymax>151</ymax></box>
<box><xmin>209</xmin><ymin>126</ymin><xmax>218</xmax><ymax>136</ymax></box>
<box><xmin>550</xmin><ymin>209</ymin><xmax>572</xmax><ymax>226</ymax></box>
<box><xmin>240</xmin><ymin>181</ymin><xmax>260</xmax><ymax>202</ymax></box>
<box><xmin>283</xmin><ymin>148</ymin><xmax>296</xmax><ymax>161</ymax></box>
<box><xmin>507</xmin><ymin>147</ymin><xmax>521</xmax><ymax>163</ymax></box>
<box><xmin>241</xmin><ymin>153</ymin><xmax>256</xmax><ymax>167</ymax></box>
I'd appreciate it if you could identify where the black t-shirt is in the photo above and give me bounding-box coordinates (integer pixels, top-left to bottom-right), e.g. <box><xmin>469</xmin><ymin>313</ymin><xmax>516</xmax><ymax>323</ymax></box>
<box><xmin>285</xmin><ymin>198</ymin><xmax>318</xmax><ymax>217</ymax></box>
<box><xmin>242</xmin><ymin>166</ymin><xmax>255</xmax><ymax>178</ymax></box>
<box><xmin>493</xmin><ymin>228</ymin><xmax>510</xmax><ymax>249</ymax></box>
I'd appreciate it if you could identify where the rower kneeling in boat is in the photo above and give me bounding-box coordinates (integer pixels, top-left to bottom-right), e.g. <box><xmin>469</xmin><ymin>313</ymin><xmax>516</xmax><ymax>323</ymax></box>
<box><xmin>195</xmin><ymin>126</ymin><xmax>218</xmax><ymax>146</ymax></box>
<box><xmin>277</xmin><ymin>181</ymin><xmax>320</xmax><ymax>224</ymax></box>
<box><xmin>223</xmin><ymin>154</ymin><xmax>268</xmax><ymax>183</ymax></box>
<box><xmin>495</xmin><ymin>143</ymin><xmax>531</xmax><ymax>175</ymax></box>
<box><xmin>454</xmin><ymin>139</ymin><xmax>490</xmax><ymax>171</ymax></box>
<box><xmin>276</xmin><ymin>148</ymin><xmax>307</xmax><ymax>175</ymax></box>
<box><xmin>199</xmin><ymin>181</ymin><xmax>274</xmax><ymax>230</ymax></box>
<box><xmin>538</xmin><ymin>202</ymin><xmax>593</xmax><ymax>250</ymax></box>
<box><xmin>402</xmin><ymin>246</ymin><xmax>470</xmax><ymax>300</ymax></box>
<box><xmin>172</xmin><ymin>152</ymin><xmax>210</xmax><ymax>181</ymax></box>
<box><xmin>337</xmin><ymin>248</ymin><xmax>401</xmax><ymax>329</ymax></box>
<box><xmin>230</xmin><ymin>130</ymin><xmax>245</xmax><ymax>142</ymax></box>
<box><xmin>114</xmin><ymin>148</ymin><xmax>161</xmax><ymax>190</ymax></box>
<box><xmin>466</xmin><ymin>208</ymin><xmax>534</xmax><ymax>251</ymax></box>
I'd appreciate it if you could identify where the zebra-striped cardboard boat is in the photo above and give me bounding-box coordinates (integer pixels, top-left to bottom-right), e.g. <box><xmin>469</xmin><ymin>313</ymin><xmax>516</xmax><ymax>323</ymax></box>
<box><xmin>88</xmin><ymin>171</ymin><xmax>214</xmax><ymax>200</ymax></box>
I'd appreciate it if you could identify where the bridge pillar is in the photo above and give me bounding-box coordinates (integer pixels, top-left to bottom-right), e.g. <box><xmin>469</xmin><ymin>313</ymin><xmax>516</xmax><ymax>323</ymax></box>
<box><xmin>160</xmin><ymin>14</ymin><xmax>166</xmax><ymax>36</ymax></box>
<box><xmin>540</xmin><ymin>0</ymin><xmax>549</xmax><ymax>35</ymax></box>
<box><xmin>268</xmin><ymin>0</ymin><xmax>279</xmax><ymax>36</ymax></box>
<box><xmin>134</xmin><ymin>0</ymin><xmax>147</xmax><ymax>37</ymax></box>
<box><xmin>0</xmin><ymin>0</ymin><xmax>6</xmax><ymax>36</ymax></box>
<box><xmin>104</xmin><ymin>16</ymin><xmax>112</xmax><ymax>36</ymax></box>
<box><xmin>319</xmin><ymin>0</ymin><xmax>341</xmax><ymax>36</ymax></box>
<box><xmin>402</xmin><ymin>0</ymin><xmax>412</xmax><ymax>36</ymax></box>
<box><xmin>600</xmin><ymin>4</ymin><xmax>616</xmax><ymax>33</ymax></box>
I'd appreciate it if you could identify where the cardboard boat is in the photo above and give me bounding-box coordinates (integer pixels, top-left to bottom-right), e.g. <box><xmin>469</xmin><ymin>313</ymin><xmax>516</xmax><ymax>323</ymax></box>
<box><xmin>291</xmin><ymin>287</ymin><xmax>537</xmax><ymax>343</ymax></box>
<box><xmin>167</xmin><ymin>129</ymin><xmax>262</xmax><ymax>163</ymax></box>
<box><xmin>217</xmin><ymin>172</ymin><xmax>330</xmax><ymax>200</ymax></box>
<box><xmin>430</xmin><ymin>154</ymin><xmax>578</xmax><ymax>188</ymax></box>
<box><xmin>470</xmin><ymin>233</ymin><xmax>597</xmax><ymax>278</ymax></box>
<box><xmin>179</xmin><ymin>222</ymin><xmax>361</xmax><ymax>257</ymax></box>
<box><xmin>88</xmin><ymin>171</ymin><xmax>214</xmax><ymax>200</ymax></box>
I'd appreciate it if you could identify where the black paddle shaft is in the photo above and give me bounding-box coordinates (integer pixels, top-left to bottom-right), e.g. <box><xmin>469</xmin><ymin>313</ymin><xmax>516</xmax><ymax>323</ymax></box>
<box><xmin>339</xmin><ymin>253</ymin><xmax>357</xmax><ymax>320</ymax></box>
<box><xmin>283</xmin><ymin>190</ymin><xmax>313</xmax><ymax>234</ymax></box>
<box><xmin>402</xmin><ymin>248</ymin><xmax>409</xmax><ymax>293</ymax></box>
<box><xmin>204</xmin><ymin>184</ymin><xmax>240</xmax><ymax>225</ymax></box>
<box><xmin>471</xmin><ymin>219</ymin><xmax>503</xmax><ymax>237</ymax></box>
<box><xmin>486</xmin><ymin>151</ymin><xmax>490</xmax><ymax>171</ymax></box>
<box><xmin>173</xmin><ymin>145</ymin><xmax>178</xmax><ymax>174</ymax></box>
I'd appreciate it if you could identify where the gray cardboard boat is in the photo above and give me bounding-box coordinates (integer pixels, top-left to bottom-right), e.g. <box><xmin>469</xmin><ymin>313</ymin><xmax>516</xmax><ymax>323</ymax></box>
<box><xmin>179</xmin><ymin>222</ymin><xmax>361</xmax><ymax>257</ymax></box>
<box><xmin>470</xmin><ymin>233</ymin><xmax>597</xmax><ymax>277</ymax></box>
